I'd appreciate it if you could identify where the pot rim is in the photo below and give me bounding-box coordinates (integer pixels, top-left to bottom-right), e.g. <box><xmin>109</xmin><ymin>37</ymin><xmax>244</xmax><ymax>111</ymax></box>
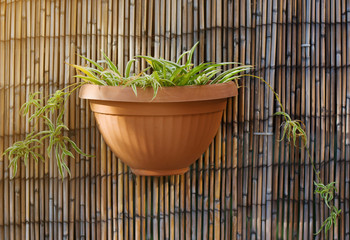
<box><xmin>79</xmin><ymin>81</ymin><xmax>238</xmax><ymax>103</ymax></box>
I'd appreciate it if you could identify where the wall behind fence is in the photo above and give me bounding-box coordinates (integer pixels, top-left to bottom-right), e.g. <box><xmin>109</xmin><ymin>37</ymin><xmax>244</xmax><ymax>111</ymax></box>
<box><xmin>0</xmin><ymin>0</ymin><xmax>349</xmax><ymax>239</ymax></box>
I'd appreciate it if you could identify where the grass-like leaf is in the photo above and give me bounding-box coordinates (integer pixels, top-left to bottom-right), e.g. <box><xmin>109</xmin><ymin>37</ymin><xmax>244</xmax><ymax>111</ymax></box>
<box><xmin>2</xmin><ymin>133</ymin><xmax>44</xmax><ymax>177</ymax></box>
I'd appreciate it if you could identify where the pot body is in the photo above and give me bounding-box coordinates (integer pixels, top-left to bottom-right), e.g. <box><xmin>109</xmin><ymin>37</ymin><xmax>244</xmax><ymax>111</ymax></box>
<box><xmin>79</xmin><ymin>82</ymin><xmax>238</xmax><ymax>176</ymax></box>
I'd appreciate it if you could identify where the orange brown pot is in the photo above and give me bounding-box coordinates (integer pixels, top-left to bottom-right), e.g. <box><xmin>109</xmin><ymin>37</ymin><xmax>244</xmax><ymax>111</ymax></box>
<box><xmin>79</xmin><ymin>81</ymin><xmax>238</xmax><ymax>176</ymax></box>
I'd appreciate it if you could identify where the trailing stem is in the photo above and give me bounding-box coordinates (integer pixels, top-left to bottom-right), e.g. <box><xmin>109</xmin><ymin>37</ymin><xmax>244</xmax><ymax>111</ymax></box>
<box><xmin>247</xmin><ymin>75</ymin><xmax>341</xmax><ymax>237</ymax></box>
<box><xmin>2</xmin><ymin>82</ymin><xmax>91</xmax><ymax>178</ymax></box>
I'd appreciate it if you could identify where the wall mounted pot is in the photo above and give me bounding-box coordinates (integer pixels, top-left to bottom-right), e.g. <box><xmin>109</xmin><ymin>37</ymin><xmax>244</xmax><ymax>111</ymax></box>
<box><xmin>79</xmin><ymin>81</ymin><xmax>238</xmax><ymax>176</ymax></box>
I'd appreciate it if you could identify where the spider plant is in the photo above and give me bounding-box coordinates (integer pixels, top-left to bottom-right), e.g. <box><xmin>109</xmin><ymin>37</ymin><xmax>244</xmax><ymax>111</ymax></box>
<box><xmin>1</xmin><ymin>42</ymin><xmax>340</xmax><ymax>237</ymax></box>
<box><xmin>3</xmin><ymin>43</ymin><xmax>252</xmax><ymax>179</ymax></box>
<box><xmin>71</xmin><ymin>42</ymin><xmax>253</xmax><ymax>97</ymax></box>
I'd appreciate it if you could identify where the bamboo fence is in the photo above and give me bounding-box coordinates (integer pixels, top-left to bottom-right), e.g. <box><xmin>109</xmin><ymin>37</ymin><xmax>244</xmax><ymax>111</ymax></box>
<box><xmin>0</xmin><ymin>0</ymin><xmax>349</xmax><ymax>239</ymax></box>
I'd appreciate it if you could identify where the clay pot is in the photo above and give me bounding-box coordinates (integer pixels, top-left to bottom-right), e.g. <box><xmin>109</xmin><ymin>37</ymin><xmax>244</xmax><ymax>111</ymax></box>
<box><xmin>79</xmin><ymin>81</ymin><xmax>238</xmax><ymax>176</ymax></box>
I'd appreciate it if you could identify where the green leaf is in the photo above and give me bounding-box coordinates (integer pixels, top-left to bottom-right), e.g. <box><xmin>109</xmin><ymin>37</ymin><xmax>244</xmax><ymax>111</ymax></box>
<box><xmin>65</xmin><ymin>137</ymin><xmax>93</xmax><ymax>157</ymax></box>
<box><xmin>20</xmin><ymin>92</ymin><xmax>42</xmax><ymax>116</ymax></box>
<box><xmin>185</xmin><ymin>41</ymin><xmax>199</xmax><ymax>68</ymax></box>
<box><xmin>78</xmin><ymin>54</ymin><xmax>104</xmax><ymax>70</ymax></box>
<box><xmin>131</xmin><ymin>84</ymin><xmax>138</xmax><ymax>96</ymax></box>
<box><xmin>59</xmin><ymin>142</ymin><xmax>75</xmax><ymax>159</ymax></box>
<box><xmin>125</xmin><ymin>59</ymin><xmax>136</xmax><ymax>78</ymax></box>
<box><xmin>23</xmin><ymin>152</ymin><xmax>29</xmax><ymax>166</ymax></box>
<box><xmin>55</xmin><ymin>145</ymin><xmax>64</xmax><ymax>178</ymax></box>
<box><xmin>73</xmin><ymin>75</ymin><xmax>107</xmax><ymax>85</ymax></box>
<box><xmin>61</xmin><ymin>160</ymin><xmax>71</xmax><ymax>177</ymax></box>
<box><xmin>101</xmin><ymin>50</ymin><xmax>121</xmax><ymax>76</ymax></box>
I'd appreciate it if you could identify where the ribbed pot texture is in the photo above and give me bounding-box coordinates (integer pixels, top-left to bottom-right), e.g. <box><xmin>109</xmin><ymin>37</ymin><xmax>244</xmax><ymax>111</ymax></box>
<box><xmin>79</xmin><ymin>82</ymin><xmax>238</xmax><ymax>176</ymax></box>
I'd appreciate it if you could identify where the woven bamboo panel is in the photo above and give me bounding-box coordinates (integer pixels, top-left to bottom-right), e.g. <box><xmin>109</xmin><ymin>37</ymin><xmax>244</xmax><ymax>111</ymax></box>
<box><xmin>0</xmin><ymin>0</ymin><xmax>349</xmax><ymax>239</ymax></box>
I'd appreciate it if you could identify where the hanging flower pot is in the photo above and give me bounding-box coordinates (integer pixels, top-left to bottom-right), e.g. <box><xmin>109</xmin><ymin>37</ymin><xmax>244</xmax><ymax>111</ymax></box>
<box><xmin>79</xmin><ymin>82</ymin><xmax>237</xmax><ymax>176</ymax></box>
<box><xmin>4</xmin><ymin>42</ymin><xmax>248</xmax><ymax>178</ymax></box>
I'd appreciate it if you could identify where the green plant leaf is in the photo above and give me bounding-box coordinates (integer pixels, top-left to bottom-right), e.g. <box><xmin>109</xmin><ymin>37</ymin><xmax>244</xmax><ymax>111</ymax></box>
<box><xmin>73</xmin><ymin>75</ymin><xmax>107</xmax><ymax>85</ymax></box>
<box><xmin>101</xmin><ymin>50</ymin><xmax>121</xmax><ymax>76</ymax></box>
<box><xmin>125</xmin><ymin>59</ymin><xmax>136</xmax><ymax>78</ymax></box>
<box><xmin>78</xmin><ymin>54</ymin><xmax>104</xmax><ymax>71</ymax></box>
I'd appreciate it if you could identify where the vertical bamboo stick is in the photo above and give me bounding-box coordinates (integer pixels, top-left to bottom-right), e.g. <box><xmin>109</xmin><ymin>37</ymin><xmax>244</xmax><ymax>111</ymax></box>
<box><xmin>201</xmin><ymin>151</ymin><xmax>209</xmax><ymax>239</ymax></box>
<box><xmin>335</xmin><ymin>0</ymin><xmax>344</xmax><ymax>239</ymax></box>
<box><xmin>39</xmin><ymin>0</ymin><xmax>47</xmax><ymax>237</ymax></box>
<box><xmin>339</xmin><ymin>1</ymin><xmax>347</xmax><ymax>238</ymax></box>
<box><xmin>43</xmin><ymin>1</ymin><xmax>52</xmax><ymax>239</ymax></box>
<box><xmin>208</xmin><ymin>144</ymin><xmax>214</xmax><ymax>238</ymax></box>
<box><xmin>214</xmin><ymin>126</ymin><xmax>222</xmax><ymax>240</ymax></box>
<box><xmin>147</xmin><ymin>176</ymin><xmax>152</xmax><ymax>239</ymax></box>
<box><xmin>213</xmin><ymin>1</ymin><xmax>222</xmax><ymax>239</ymax></box>
<box><xmin>110</xmin><ymin>5</ymin><xmax>119</xmax><ymax>238</ymax></box>
<box><xmin>101</xmin><ymin>0</ymin><xmax>109</xmax><ymax>238</ymax></box>
<box><xmin>265</xmin><ymin>0</ymin><xmax>276</xmax><ymax>237</ymax></box>
<box><xmin>123</xmin><ymin>164</ymin><xmax>129</xmax><ymax>240</ymax></box>
<box><xmin>170</xmin><ymin>0</ymin><xmax>176</xmax><ymax>62</ymax></box>
<box><xmin>135</xmin><ymin>175</ymin><xmax>141</xmax><ymax>240</ymax></box>
<box><xmin>19</xmin><ymin>1</ymin><xmax>28</xmax><ymax>233</ymax></box>
<box><xmin>48</xmin><ymin>1</ymin><xmax>57</xmax><ymax>238</ymax></box>
<box><xmin>147</xmin><ymin>0</ymin><xmax>153</xmax><ymax>58</ymax></box>
<box><xmin>309</xmin><ymin>0</ymin><xmax>317</xmax><ymax>238</ymax></box>
<box><xmin>221</xmin><ymin>94</ymin><xmax>228</xmax><ymax>240</ymax></box>
<box><xmin>275</xmin><ymin>1</ymin><xmax>284</xmax><ymax>238</ymax></box>
<box><xmin>251</xmin><ymin>0</ymin><xmax>260</xmax><ymax>237</ymax></box>
<box><xmin>152</xmin><ymin>2</ymin><xmax>160</xmax><ymax>239</ymax></box>
<box><xmin>299</xmin><ymin>0</ymin><xmax>309</xmax><ymax>238</ymax></box>
<box><xmin>221</xmin><ymin>2</ymin><xmax>229</xmax><ymax>235</ymax></box>
<box><xmin>3</xmin><ymin>3</ymin><xmax>10</xmax><ymax>239</ymax></box>
<box><xmin>234</xmin><ymin>0</ymin><xmax>243</xmax><ymax>238</ymax></box>
<box><xmin>133</xmin><ymin>3</ymin><xmax>142</xmax><ymax>238</ymax></box>
<box><xmin>241</xmin><ymin>0</ymin><xmax>251</xmax><ymax>238</ymax></box>
<box><xmin>8</xmin><ymin>2</ymin><xmax>15</xmax><ymax>240</ymax></box>
<box><xmin>164</xmin><ymin>0</ymin><xmax>170</xmax><ymax>60</ymax></box>
<box><xmin>96</xmin><ymin>0</ymin><xmax>103</xmax><ymax>238</ymax></box>
<box><xmin>158</xmin><ymin>176</ymin><xmax>164</xmax><ymax>239</ymax></box>
<box><xmin>15</xmin><ymin>1</ymin><xmax>24</xmax><ymax>239</ymax></box>
<box><xmin>343</xmin><ymin>1</ymin><xmax>350</xmax><ymax>239</ymax></box>
<box><xmin>164</xmin><ymin>176</ymin><xmax>170</xmax><ymax>239</ymax></box>
<box><xmin>220</xmin><ymin>3</ymin><xmax>231</xmax><ymax>237</ymax></box>
<box><xmin>117</xmin><ymin>160</ymin><xmax>124</xmax><ymax>239</ymax></box>
<box><xmin>285</xmin><ymin>2</ymin><xmax>291</xmax><ymax>239</ymax></box>
<box><xmin>159</xmin><ymin>0</ymin><xmax>165</xmax><ymax>58</ymax></box>
<box><xmin>269</xmin><ymin>0</ymin><xmax>277</xmax><ymax>233</ymax></box>
<box><xmin>326</xmin><ymin>1</ymin><xmax>334</xmax><ymax>239</ymax></box>
<box><xmin>292</xmin><ymin>0</ymin><xmax>301</xmax><ymax>233</ymax></box>
<box><xmin>112</xmin><ymin>154</ymin><xmax>118</xmax><ymax>240</ymax></box>
<box><xmin>174</xmin><ymin>175</ymin><xmax>180</xmax><ymax>240</ymax></box>
<box><xmin>129</xmin><ymin>0</ymin><xmax>135</xmax><ymax>71</ymax></box>
<box><xmin>140</xmin><ymin>0</ymin><xmax>147</xmax><ymax>71</ymax></box>
<box><xmin>34</xmin><ymin>0</ymin><xmax>42</xmax><ymax>238</ymax></box>
<box><xmin>76</xmin><ymin>0</ymin><xmax>86</xmax><ymax>238</ymax></box>
<box><xmin>107</xmin><ymin>147</ymin><xmax>112</xmax><ymax>239</ymax></box>
<box><xmin>287</xmin><ymin>0</ymin><xmax>296</xmax><ymax>237</ymax></box>
<box><xmin>117</xmin><ymin>0</ymin><xmax>124</xmax><ymax>73</ymax></box>
<box><xmin>319</xmin><ymin>0</ymin><xmax>326</xmax><ymax>235</ymax></box>
<box><xmin>0</xmin><ymin>0</ymin><xmax>6</xmax><ymax>238</ymax></box>
<box><xmin>169</xmin><ymin>176</ymin><xmax>175</xmax><ymax>240</ymax></box>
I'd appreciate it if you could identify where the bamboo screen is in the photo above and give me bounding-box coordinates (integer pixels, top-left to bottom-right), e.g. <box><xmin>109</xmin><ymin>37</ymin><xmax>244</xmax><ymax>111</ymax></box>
<box><xmin>0</xmin><ymin>0</ymin><xmax>349</xmax><ymax>239</ymax></box>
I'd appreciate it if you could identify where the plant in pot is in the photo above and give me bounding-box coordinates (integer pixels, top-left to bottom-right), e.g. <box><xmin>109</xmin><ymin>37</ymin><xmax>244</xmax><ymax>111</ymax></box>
<box><xmin>2</xmin><ymin>42</ymin><xmax>341</xmax><ymax>236</ymax></box>
<box><xmin>3</xmin><ymin>42</ymin><xmax>248</xmax><ymax>177</ymax></box>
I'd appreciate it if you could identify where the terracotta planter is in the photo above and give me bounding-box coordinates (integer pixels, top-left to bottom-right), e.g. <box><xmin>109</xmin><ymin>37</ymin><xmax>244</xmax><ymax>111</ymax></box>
<box><xmin>79</xmin><ymin>81</ymin><xmax>238</xmax><ymax>176</ymax></box>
